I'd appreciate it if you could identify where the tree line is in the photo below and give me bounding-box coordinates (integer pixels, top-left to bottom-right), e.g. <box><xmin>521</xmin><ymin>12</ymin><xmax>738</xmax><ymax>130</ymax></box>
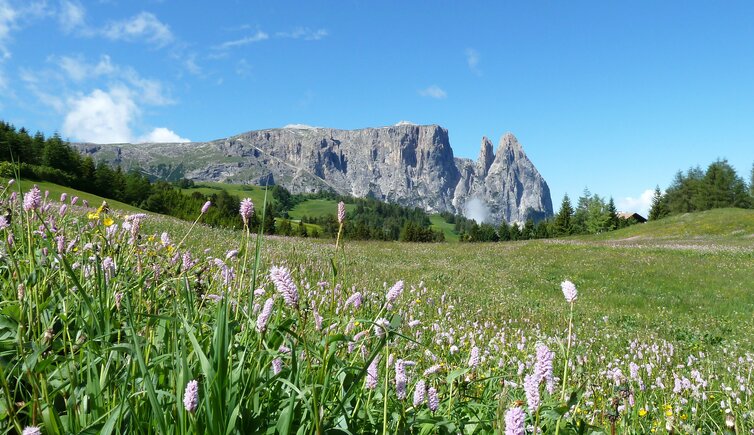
<box><xmin>0</xmin><ymin>121</ymin><xmax>444</xmax><ymax>242</ymax></box>
<box><xmin>649</xmin><ymin>159</ymin><xmax>753</xmax><ymax>220</ymax></box>
<box><xmin>446</xmin><ymin>190</ymin><xmax>640</xmax><ymax>242</ymax></box>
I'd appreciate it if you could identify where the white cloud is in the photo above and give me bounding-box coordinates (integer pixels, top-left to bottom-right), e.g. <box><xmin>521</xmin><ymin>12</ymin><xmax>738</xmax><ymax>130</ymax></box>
<box><xmin>103</xmin><ymin>12</ymin><xmax>173</xmax><ymax>47</ymax></box>
<box><xmin>56</xmin><ymin>54</ymin><xmax>114</xmax><ymax>81</ymax></box>
<box><xmin>63</xmin><ymin>87</ymin><xmax>138</xmax><ymax>143</ymax></box>
<box><xmin>617</xmin><ymin>189</ymin><xmax>656</xmax><ymax>217</ymax></box>
<box><xmin>283</xmin><ymin>124</ymin><xmax>319</xmax><ymax>130</ymax></box>
<box><xmin>62</xmin><ymin>86</ymin><xmax>187</xmax><ymax>144</ymax></box>
<box><xmin>465</xmin><ymin>48</ymin><xmax>481</xmax><ymax>75</ymax></box>
<box><xmin>418</xmin><ymin>85</ymin><xmax>447</xmax><ymax>99</ymax></box>
<box><xmin>50</xmin><ymin>54</ymin><xmax>172</xmax><ymax>106</ymax></box>
<box><xmin>0</xmin><ymin>0</ymin><xmax>18</xmax><ymax>59</ymax></box>
<box><xmin>138</xmin><ymin>127</ymin><xmax>190</xmax><ymax>143</ymax></box>
<box><xmin>395</xmin><ymin>120</ymin><xmax>415</xmax><ymax>126</ymax></box>
<box><xmin>58</xmin><ymin>0</ymin><xmax>86</xmax><ymax>34</ymax></box>
<box><xmin>216</xmin><ymin>30</ymin><xmax>268</xmax><ymax>49</ymax></box>
<box><xmin>276</xmin><ymin>27</ymin><xmax>328</xmax><ymax>41</ymax></box>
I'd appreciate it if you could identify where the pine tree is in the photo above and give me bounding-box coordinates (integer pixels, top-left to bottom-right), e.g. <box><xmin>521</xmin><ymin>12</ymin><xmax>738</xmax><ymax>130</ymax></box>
<box><xmin>648</xmin><ymin>186</ymin><xmax>669</xmax><ymax>220</ymax></box>
<box><xmin>553</xmin><ymin>194</ymin><xmax>574</xmax><ymax>236</ymax></box>
<box><xmin>606</xmin><ymin>197</ymin><xmax>619</xmax><ymax>230</ymax></box>
<box><xmin>498</xmin><ymin>221</ymin><xmax>511</xmax><ymax>241</ymax></box>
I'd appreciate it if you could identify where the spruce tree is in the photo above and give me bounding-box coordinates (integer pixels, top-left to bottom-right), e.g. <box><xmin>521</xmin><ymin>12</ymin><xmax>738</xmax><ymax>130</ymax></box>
<box><xmin>606</xmin><ymin>197</ymin><xmax>619</xmax><ymax>230</ymax></box>
<box><xmin>553</xmin><ymin>194</ymin><xmax>574</xmax><ymax>236</ymax></box>
<box><xmin>498</xmin><ymin>221</ymin><xmax>511</xmax><ymax>241</ymax></box>
<box><xmin>648</xmin><ymin>186</ymin><xmax>668</xmax><ymax>220</ymax></box>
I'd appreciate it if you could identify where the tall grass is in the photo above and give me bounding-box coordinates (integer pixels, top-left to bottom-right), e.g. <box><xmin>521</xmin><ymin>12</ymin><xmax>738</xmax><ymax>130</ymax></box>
<box><xmin>0</xmin><ymin>180</ymin><xmax>751</xmax><ymax>434</ymax></box>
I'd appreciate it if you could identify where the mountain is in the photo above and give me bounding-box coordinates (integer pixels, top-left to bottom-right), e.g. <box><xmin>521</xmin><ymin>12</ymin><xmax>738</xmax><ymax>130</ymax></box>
<box><xmin>74</xmin><ymin>124</ymin><xmax>553</xmax><ymax>224</ymax></box>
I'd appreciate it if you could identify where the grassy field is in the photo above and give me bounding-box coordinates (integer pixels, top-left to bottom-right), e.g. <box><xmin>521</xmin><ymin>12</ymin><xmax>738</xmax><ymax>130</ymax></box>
<box><xmin>429</xmin><ymin>214</ymin><xmax>460</xmax><ymax>241</ymax></box>
<box><xmin>182</xmin><ymin>181</ymin><xmax>273</xmax><ymax>207</ymax></box>
<box><xmin>3</xmin><ymin>178</ymin><xmax>143</xmax><ymax>212</ymax></box>
<box><xmin>2</xmin><ymin>181</ymin><xmax>753</xmax><ymax>433</ymax></box>
<box><xmin>287</xmin><ymin>198</ymin><xmax>356</xmax><ymax>220</ymax></box>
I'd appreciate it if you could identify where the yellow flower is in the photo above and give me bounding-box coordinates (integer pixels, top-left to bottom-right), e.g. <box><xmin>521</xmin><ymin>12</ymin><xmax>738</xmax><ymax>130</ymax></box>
<box><xmin>665</xmin><ymin>409</ymin><xmax>673</xmax><ymax>417</ymax></box>
<box><xmin>680</xmin><ymin>414</ymin><xmax>687</xmax><ymax>421</ymax></box>
<box><xmin>354</xmin><ymin>321</ymin><xmax>360</xmax><ymax>326</ymax></box>
<box><xmin>87</xmin><ymin>212</ymin><xmax>100</xmax><ymax>220</ymax></box>
<box><xmin>103</xmin><ymin>217</ymin><xmax>114</xmax><ymax>227</ymax></box>
<box><xmin>639</xmin><ymin>408</ymin><xmax>648</xmax><ymax>417</ymax></box>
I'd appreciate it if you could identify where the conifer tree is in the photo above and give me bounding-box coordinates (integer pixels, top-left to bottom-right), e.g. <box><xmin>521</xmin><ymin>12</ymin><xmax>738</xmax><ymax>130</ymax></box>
<box><xmin>553</xmin><ymin>194</ymin><xmax>574</xmax><ymax>236</ymax></box>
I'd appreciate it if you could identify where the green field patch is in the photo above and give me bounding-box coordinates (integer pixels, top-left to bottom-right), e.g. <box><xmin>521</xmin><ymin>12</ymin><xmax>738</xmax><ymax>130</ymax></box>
<box><xmin>287</xmin><ymin>199</ymin><xmax>355</xmax><ymax>220</ymax></box>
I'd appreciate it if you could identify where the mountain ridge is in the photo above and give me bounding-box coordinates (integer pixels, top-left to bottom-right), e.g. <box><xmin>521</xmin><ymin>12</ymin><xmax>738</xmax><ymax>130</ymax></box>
<box><xmin>74</xmin><ymin>124</ymin><xmax>553</xmax><ymax>224</ymax></box>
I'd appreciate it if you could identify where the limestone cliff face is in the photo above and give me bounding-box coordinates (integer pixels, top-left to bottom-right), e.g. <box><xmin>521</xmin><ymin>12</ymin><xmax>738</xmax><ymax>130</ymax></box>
<box><xmin>74</xmin><ymin>124</ymin><xmax>553</xmax><ymax>224</ymax></box>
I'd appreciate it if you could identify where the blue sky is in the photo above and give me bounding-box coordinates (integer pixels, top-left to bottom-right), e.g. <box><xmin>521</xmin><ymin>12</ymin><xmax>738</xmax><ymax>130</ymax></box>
<box><xmin>2</xmin><ymin>0</ymin><xmax>753</xmax><ymax>216</ymax></box>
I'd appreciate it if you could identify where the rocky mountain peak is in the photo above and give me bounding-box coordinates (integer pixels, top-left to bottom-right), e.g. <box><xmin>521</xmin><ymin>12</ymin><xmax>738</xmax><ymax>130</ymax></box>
<box><xmin>73</xmin><ymin>124</ymin><xmax>553</xmax><ymax>224</ymax></box>
<box><xmin>477</xmin><ymin>136</ymin><xmax>495</xmax><ymax>177</ymax></box>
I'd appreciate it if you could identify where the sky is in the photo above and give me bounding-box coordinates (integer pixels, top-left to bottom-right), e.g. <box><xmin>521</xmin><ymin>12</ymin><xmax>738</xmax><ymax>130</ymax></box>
<box><xmin>2</xmin><ymin>0</ymin><xmax>754</xmax><ymax>216</ymax></box>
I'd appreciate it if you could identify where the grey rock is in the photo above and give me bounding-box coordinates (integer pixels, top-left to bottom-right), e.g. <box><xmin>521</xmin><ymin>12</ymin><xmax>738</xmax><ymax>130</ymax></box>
<box><xmin>73</xmin><ymin>124</ymin><xmax>552</xmax><ymax>224</ymax></box>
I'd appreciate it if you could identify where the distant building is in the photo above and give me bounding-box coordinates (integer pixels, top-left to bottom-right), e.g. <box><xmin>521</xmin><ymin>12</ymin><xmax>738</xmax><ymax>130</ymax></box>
<box><xmin>617</xmin><ymin>212</ymin><xmax>647</xmax><ymax>223</ymax></box>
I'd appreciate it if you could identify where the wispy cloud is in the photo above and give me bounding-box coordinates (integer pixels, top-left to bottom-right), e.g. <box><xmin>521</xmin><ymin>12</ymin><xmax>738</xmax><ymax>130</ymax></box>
<box><xmin>465</xmin><ymin>48</ymin><xmax>481</xmax><ymax>75</ymax></box>
<box><xmin>215</xmin><ymin>30</ymin><xmax>268</xmax><ymax>49</ymax></box>
<box><xmin>276</xmin><ymin>27</ymin><xmax>328</xmax><ymax>41</ymax></box>
<box><xmin>103</xmin><ymin>11</ymin><xmax>174</xmax><ymax>47</ymax></box>
<box><xmin>58</xmin><ymin>0</ymin><xmax>86</xmax><ymax>34</ymax></box>
<box><xmin>418</xmin><ymin>85</ymin><xmax>447</xmax><ymax>100</ymax></box>
<box><xmin>0</xmin><ymin>0</ymin><xmax>19</xmax><ymax>60</ymax></box>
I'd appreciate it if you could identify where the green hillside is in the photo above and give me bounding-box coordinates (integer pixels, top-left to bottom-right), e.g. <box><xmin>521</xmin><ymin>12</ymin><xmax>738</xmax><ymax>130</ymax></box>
<box><xmin>587</xmin><ymin>208</ymin><xmax>754</xmax><ymax>241</ymax></box>
<box><xmin>181</xmin><ymin>181</ymin><xmax>273</xmax><ymax>207</ymax></box>
<box><xmin>3</xmin><ymin>178</ymin><xmax>144</xmax><ymax>212</ymax></box>
<box><xmin>429</xmin><ymin>213</ymin><xmax>460</xmax><ymax>241</ymax></box>
<box><xmin>287</xmin><ymin>199</ymin><xmax>355</xmax><ymax>220</ymax></box>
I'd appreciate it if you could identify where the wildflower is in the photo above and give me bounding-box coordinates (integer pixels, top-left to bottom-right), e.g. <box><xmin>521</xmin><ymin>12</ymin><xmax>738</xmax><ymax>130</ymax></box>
<box><xmin>0</xmin><ymin>215</ymin><xmax>7</xmax><ymax>231</ymax></box>
<box><xmin>183</xmin><ymin>379</ymin><xmax>199</xmax><ymax>413</ymax></box>
<box><xmin>56</xmin><ymin>235</ymin><xmax>65</xmax><ymax>254</ymax></box>
<box><xmin>534</xmin><ymin>343</ymin><xmax>555</xmax><ymax>393</ymax></box>
<box><xmin>239</xmin><ymin>198</ymin><xmax>254</xmax><ymax>224</ymax></box>
<box><xmin>365</xmin><ymin>356</ymin><xmax>380</xmax><ymax>390</ymax></box>
<box><xmin>427</xmin><ymin>387</ymin><xmax>439</xmax><ymax>412</ymax></box>
<box><xmin>7</xmin><ymin>179</ymin><xmax>14</xmax><ymax>185</ymax></box>
<box><xmin>22</xmin><ymin>427</ymin><xmax>41</xmax><ymax>435</ymax></box>
<box><xmin>60</xmin><ymin>192</ymin><xmax>67</xmax><ymax>202</ymax></box>
<box><xmin>17</xmin><ymin>284</ymin><xmax>24</xmax><ymax>302</ymax></box>
<box><xmin>269</xmin><ymin>266</ymin><xmax>299</xmax><ymax>308</ymax></box>
<box><xmin>272</xmin><ymin>358</ymin><xmax>283</xmax><ymax>375</ymax></box>
<box><xmin>71</xmin><ymin>196</ymin><xmax>78</xmax><ymax>205</ymax></box>
<box><xmin>468</xmin><ymin>346</ymin><xmax>480</xmax><ymax>368</ymax></box>
<box><xmin>114</xmin><ymin>292</ymin><xmax>123</xmax><ymax>311</ymax></box>
<box><xmin>524</xmin><ymin>373</ymin><xmax>540</xmax><ymax>410</ymax></box>
<box><xmin>639</xmin><ymin>408</ymin><xmax>648</xmax><ymax>417</ymax></box>
<box><xmin>59</xmin><ymin>204</ymin><xmax>68</xmax><ymax>216</ymax></box>
<box><xmin>344</xmin><ymin>291</ymin><xmax>363</xmax><ymax>310</ymax></box>
<box><xmin>160</xmin><ymin>232</ymin><xmax>170</xmax><ymax>247</ymax></box>
<box><xmin>413</xmin><ymin>379</ymin><xmax>426</xmax><ymax>407</ymax></box>
<box><xmin>23</xmin><ymin>185</ymin><xmax>42</xmax><ymax>211</ymax></box>
<box><xmin>337</xmin><ymin>201</ymin><xmax>346</xmax><ymax>224</ymax></box>
<box><xmin>103</xmin><ymin>217</ymin><xmax>114</xmax><ymax>227</ymax></box>
<box><xmin>561</xmin><ymin>280</ymin><xmax>578</xmax><ymax>303</ymax></box>
<box><xmin>423</xmin><ymin>364</ymin><xmax>443</xmax><ymax>376</ymax></box>
<box><xmin>201</xmin><ymin>200</ymin><xmax>211</xmax><ymax>214</ymax></box>
<box><xmin>395</xmin><ymin>359</ymin><xmax>408</xmax><ymax>400</ymax></box>
<box><xmin>725</xmin><ymin>413</ymin><xmax>735</xmax><ymax>428</ymax></box>
<box><xmin>311</xmin><ymin>301</ymin><xmax>323</xmax><ymax>331</ymax></box>
<box><xmin>256</xmin><ymin>298</ymin><xmax>274</xmax><ymax>333</ymax></box>
<box><xmin>386</xmin><ymin>280</ymin><xmax>404</xmax><ymax>308</ymax></box>
<box><xmin>504</xmin><ymin>407</ymin><xmax>525</xmax><ymax>435</ymax></box>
